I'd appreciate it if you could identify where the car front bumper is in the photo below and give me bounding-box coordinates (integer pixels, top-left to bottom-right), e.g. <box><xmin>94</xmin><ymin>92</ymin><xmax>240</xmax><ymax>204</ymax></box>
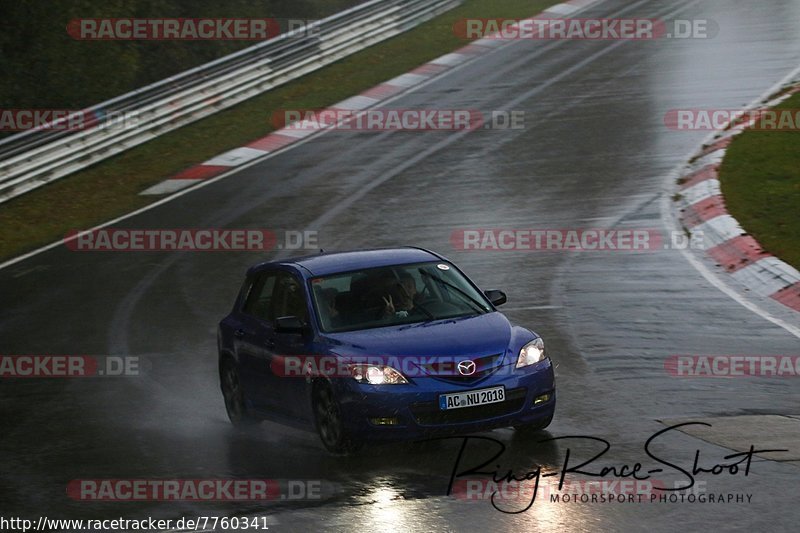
<box><xmin>331</xmin><ymin>359</ymin><xmax>556</xmax><ymax>442</ymax></box>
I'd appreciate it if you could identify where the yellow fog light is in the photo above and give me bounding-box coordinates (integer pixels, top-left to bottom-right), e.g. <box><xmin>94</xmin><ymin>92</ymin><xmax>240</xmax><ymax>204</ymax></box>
<box><xmin>534</xmin><ymin>394</ymin><xmax>551</xmax><ymax>405</ymax></box>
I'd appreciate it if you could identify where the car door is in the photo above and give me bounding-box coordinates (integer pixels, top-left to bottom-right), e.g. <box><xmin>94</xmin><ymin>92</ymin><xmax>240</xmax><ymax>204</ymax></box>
<box><xmin>235</xmin><ymin>270</ymin><xmax>279</xmax><ymax>412</ymax></box>
<box><xmin>267</xmin><ymin>270</ymin><xmax>315</xmax><ymax>420</ymax></box>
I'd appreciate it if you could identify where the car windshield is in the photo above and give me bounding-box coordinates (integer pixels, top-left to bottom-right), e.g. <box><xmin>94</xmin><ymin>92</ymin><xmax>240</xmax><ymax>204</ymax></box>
<box><xmin>310</xmin><ymin>261</ymin><xmax>492</xmax><ymax>332</ymax></box>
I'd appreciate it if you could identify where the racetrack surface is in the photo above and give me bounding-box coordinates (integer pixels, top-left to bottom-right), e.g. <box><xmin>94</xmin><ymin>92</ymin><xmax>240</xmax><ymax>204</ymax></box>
<box><xmin>2</xmin><ymin>0</ymin><xmax>800</xmax><ymax>531</ymax></box>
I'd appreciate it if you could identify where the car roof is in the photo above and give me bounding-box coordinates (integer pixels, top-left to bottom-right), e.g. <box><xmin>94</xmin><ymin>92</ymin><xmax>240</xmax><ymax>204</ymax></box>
<box><xmin>250</xmin><ymin>247</ymin><xmax>445</xmax><ymax>277</ymax></box>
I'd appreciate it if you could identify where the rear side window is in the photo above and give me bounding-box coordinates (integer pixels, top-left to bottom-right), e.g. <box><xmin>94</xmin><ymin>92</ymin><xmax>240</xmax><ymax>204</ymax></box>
<box><xmin>242</xmin><ymin>273</ymin><xmax>277</xmax><ymax>320</ymax></box>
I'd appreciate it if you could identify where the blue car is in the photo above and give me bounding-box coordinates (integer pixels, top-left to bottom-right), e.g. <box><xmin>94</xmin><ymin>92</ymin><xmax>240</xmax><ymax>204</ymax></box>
<box><xmin>218</xmin><ymin>247</ymin><xmax>555</xmax><ymax>453</ymax></box>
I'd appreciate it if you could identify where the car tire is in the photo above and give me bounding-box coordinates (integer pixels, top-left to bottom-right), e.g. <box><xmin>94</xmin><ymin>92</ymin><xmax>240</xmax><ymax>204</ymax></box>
<box><xmin>514</xmin><ymin>414</ymin><xmax>553</xmax><ymax>434</ymax></box>
<box><xmin>220</xmin><ymin>358</ymin><xmax>258</xmax><ymax>427</ymax></box>
<box><xmin>313</xmin><ymin>382</ymin><xmax>362</xmax><ymax>454</ymax></box>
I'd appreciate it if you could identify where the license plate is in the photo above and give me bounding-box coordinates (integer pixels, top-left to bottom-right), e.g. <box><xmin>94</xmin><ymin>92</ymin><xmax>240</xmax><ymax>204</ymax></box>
<box><xmin>439</xmin><ymin>386</ymin><xmax>505</xmax><ymax>410</ymax></box>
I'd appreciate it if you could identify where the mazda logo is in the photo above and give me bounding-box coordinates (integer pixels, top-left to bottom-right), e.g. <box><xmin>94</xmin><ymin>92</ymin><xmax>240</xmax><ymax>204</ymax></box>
<box><xmin>457</xmin><ymin>360</ymin><xmax>476</xmax><ymax>376</ymax></box>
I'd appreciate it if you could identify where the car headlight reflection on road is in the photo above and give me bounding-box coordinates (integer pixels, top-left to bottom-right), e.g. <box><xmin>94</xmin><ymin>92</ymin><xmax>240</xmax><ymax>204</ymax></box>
<box><xmin>516</xmin><ymin>338</ymin><xmax>545</xmax><ymax>368</ymax></box>
<box><xmin>351</xmin><ymin>364</ymin><xmax>408</xmax><ymax>385</ymax></box>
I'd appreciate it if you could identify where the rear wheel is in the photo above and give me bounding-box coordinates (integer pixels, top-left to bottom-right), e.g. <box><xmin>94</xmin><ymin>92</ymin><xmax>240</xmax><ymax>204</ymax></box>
<box><xmin>220</xmin><ymin>359</ymin><xmax>258</xmax><ymax>427</ymax></box>
<box><xmin>313</xmin><ymin>382</ymin><xmax>362</xmax><ymax>454</ymax></box>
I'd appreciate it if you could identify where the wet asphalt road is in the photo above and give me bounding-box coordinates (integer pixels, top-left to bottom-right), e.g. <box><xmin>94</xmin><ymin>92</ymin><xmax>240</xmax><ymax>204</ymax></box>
<box><xmin>2</xmin><ymin>0</ymin><xmax>800</xmax><ymax>531</ymax></box>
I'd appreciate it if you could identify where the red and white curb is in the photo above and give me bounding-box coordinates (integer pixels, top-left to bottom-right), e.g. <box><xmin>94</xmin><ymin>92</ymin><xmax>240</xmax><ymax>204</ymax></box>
<box><xmin>141</xmin><ymin>0</ymin><xmax>603</xmax><ymax>196</ymax></box>
<box><xmin>676</xmin><ymin>84</ymin><xmax>800</xmax><ymax>313</ymax></box>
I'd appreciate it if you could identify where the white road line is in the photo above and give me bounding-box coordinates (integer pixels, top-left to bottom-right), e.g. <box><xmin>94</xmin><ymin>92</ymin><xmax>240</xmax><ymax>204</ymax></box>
<box><xmin>140</xmin><ymin>179</ymin><xmax>203</xmax><ymax>196</ymax></box>
<box><xmin>333</xmin><ymin>94</ymin><xmax>379</xmax><ymax>110</ymax></box>
<box><xmin>545</xmin><ymin>3</ymin><xmax>580</xmax><ymax>15</ymax></box>
<box><xmin>275</xmin><ymin>127</ymin><xmax>316</xmax><ymax>139</ymax></box>
<box><xmin>384</xmin><ymin>73</ymin><xmax>427</xmax><ymax>87</ymax></box>
<box><xmin>202</xmin><ymin>147</ymin><xmax>269</xmax><ymax>167</ymax></box>
<box><xmin>430</xmin><ymin>53</ymin><xmax>470</xmax><ymax>67</ymax></box>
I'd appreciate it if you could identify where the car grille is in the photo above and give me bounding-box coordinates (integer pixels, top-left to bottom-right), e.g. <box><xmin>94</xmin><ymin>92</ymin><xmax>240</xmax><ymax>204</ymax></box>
<box><xmin>410</xmin><ymin>387</ymin><xmax>526</xmax><ymax>426</ymax></box>
<box><xmin>420</xmin><ymin>353</ymin><xmax>505</xmax><ymax>385</ymax></box>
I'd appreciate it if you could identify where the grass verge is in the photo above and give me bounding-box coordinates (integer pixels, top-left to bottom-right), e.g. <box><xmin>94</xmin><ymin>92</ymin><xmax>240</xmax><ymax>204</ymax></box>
<box><xmin>0</xmin><ymin>0</ymin><xmax>557</xmax><ymax>262</ymax></box>
<box><xmin>718</xmin><ymin>91</ymin><xmax>800</xmax><ymax>270</ymax></box>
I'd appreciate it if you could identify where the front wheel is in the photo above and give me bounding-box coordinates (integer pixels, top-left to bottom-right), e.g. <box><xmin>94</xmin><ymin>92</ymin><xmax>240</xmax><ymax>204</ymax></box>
<box><xmin>220</xmin><ymin>359</ymin><xmax>258</xmax><ymax>427</ymax></box>
<box><xmin>313</xmin><ymin>382</ymin><xmax>362</xmax><ymax>454</ymax></box>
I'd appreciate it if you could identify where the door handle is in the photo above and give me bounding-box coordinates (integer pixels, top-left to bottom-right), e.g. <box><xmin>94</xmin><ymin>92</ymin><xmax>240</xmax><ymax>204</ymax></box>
<box><xmin>234</xmin><ymin>329</ymin><xmax>246</xmax><ymax>338</ymax></box>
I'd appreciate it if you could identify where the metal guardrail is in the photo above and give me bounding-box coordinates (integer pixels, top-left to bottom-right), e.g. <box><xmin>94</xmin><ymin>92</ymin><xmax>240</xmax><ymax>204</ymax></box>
<box><xmin>0</xmin><ymin>0</ymin><xmax>461</xmax><ymax>203</ymax></box>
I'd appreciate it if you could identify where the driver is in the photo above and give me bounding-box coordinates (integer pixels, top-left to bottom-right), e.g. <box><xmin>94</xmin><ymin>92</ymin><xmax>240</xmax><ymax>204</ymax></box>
<box><xmin>382</xmin><ymin>273</ymin><xmax>418</xmax><ymax>318</ymax></box>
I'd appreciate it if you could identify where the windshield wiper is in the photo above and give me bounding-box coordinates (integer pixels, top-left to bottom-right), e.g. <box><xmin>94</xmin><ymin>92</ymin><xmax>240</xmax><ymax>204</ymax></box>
<box><xmin>418</xmin><ymin>269</ymin><xmax>489</xmax><ymax>314</ymax></box>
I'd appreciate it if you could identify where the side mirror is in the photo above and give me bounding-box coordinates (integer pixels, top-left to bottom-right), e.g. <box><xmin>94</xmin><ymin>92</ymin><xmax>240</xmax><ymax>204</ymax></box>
<box><xmin>274</xmin><ymin>316</ymin><xmax>305</xmax><ymax>334</ymax></box>
<box><xmin>484</xmin><ymin>289</ymin><xmax>507</xmax><ymax>307</ymax></box>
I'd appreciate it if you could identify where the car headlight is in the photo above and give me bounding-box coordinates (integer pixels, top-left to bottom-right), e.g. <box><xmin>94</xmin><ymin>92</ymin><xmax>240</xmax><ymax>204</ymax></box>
<box><xmin>351</xmin><ymin>364</ymin><xmax>408</xmax><ymax>385</ymax></box>
<box><xmin>516</xmin><ymin>338</ymin><xmax>545</xmax><ymax>368</ymax></box>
